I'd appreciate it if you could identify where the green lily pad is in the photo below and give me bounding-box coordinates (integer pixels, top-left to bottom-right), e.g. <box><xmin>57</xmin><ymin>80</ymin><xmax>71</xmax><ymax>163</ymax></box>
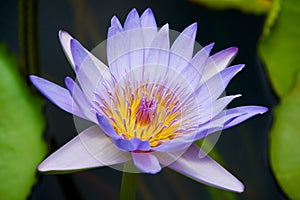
<box><xmin>189</xmin><ymin>0</ymin><xmax>270</xmax><ymax>15</ymax></box>
<box><xmin>259</xmin><ymin>0</ymin><xmax>300</xmax><ymax>97</ymax></box>
<box><xmin>0</xmin><ymin>43</ymin><xmax>46</xmax><ymax>199</ymax></box>
<box><xmin>270</xmin><ymin>73</ymin><xmax>300</xmax><ymax>200</ymax></box>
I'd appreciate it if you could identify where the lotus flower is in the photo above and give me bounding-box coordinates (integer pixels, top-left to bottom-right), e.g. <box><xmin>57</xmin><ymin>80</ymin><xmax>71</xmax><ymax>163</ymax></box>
<box><xmin>30</xmin><ymin>8</ymin><xmax>267</xmax><ymax>192</ymax></box>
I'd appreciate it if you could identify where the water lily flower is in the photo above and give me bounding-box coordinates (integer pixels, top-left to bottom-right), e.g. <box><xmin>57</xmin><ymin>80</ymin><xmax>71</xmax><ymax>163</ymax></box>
<box><xmin>30</xmin><ymin>8</ymin><xmax>267</xmax><ymax>192</ymax></box>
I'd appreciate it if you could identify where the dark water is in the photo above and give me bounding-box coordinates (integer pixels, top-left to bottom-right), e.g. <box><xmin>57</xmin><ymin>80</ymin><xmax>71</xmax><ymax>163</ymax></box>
<box><xmin>0</xmin><ymin>0</ymin><xmax>286</xmax><ymax>199</ymax></box>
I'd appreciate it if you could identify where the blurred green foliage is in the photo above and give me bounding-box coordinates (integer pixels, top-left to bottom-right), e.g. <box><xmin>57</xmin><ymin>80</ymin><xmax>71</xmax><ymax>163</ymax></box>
<box><xmin>259</xmin><ymin>0</ymin><xmax>300</xmax><ymax>199</ymax></box>
<box><xmin>189</xmin><ymin>0</ymin><xmax>271</xmax><ymax>14</ymax></box>
<box><xmin>269</xmin><ymin>74</ymin><xmax>300</xmax><ymax>200</ymax></box>
<box><xmin>0</xmin><ymin>43</ymin><xmax>46</xmax><ymax>199</ymax></box>
<box><xmin>259</xmin><ymin>0</ymin><xmax>300</xmax><ymax>97</ymax></box>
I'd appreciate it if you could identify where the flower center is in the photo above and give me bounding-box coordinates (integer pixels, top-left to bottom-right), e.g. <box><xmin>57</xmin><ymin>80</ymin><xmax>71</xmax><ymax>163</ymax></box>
<box><xmin>135</xmin><ymin>95</ymin><xmax>157</xmax><ymax>126</ymax></box>
<box><xmin>95</xmin><ymin>79</ymin><xmax>199</xmax><ymax>147</ymax></box>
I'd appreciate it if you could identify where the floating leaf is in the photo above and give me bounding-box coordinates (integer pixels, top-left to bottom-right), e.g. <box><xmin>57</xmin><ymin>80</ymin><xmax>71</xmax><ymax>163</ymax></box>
<box><xmin>270</xmin><ymin>73</ymin><xmax>300</xmax><ymax>200</ymax></box>
<box><xmin>259</xmin><ymin>0</ymin><xmax>300</xmax><ymax>97</ymax></box>
<box><xmin>189</xmin><ymin>0</ymin><xmax>271</xmax><ymax>15</ymax></box>
<box><xmin>0</xmin><ymin>43</ymin><xmax>46</xmax><ymax>199</ymax></box>
<box><xmin>258</xmin><ymin>0</ymin><xmax>300</xmax><ymax>198</ymax></box>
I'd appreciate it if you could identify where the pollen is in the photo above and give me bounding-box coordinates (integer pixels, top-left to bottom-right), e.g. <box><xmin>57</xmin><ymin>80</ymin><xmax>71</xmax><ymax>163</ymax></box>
<box><xmin>94</xmin><ymin>78</ymin><xmax>198</xmax><ymax>147</ymax></box>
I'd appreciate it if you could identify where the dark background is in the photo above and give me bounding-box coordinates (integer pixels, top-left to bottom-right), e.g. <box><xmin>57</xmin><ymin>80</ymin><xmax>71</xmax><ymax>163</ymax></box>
<box><xmin>0</xmin><ymin>0</ymin><xmax>284</xmax><ymax>199</ymax></box>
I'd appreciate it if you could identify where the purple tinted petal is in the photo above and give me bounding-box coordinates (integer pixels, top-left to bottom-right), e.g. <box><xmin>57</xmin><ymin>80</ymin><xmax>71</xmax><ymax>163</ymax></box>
<box><xmin>130</xmin><ymin>138</ymin><xmax>151</xmax><ymax>151</ymax></box>
<box><xmin>151</xmin><ymin>133</ymin><xmax>195</xmax><ymax>152</ymax></box>
<box><xmin>124</xmin><ymin>8</ymin><xmax>140</xmax><ymax>30</ymax></box>
<box><xmin>30</xmin><ymin>75</ymin><xmax>85</xmax><ymax>119</ymax></box>
<box><xmin>195</xmin><ymin>105</ymin><xmax>267</xmax><ymax>140</ymax></box>
<box><xmin>76</xmin><ymin>55</ymin><xmax>107</xmax><ymax>101</ymax></box>
<box><xmin>140</xmin><ymin>8</ymin><xmax>157</xmax><ymax>29</ymax></box>
<box><xmin>169</xmin><ymin>23</ymin><xmax>197</xmax><ymax>72</ymax></box>
<box><xmin>223</xmin><ymin>106</ymin><xmax>268</xmax><ymax>129</ymax></box>
<box><xmin>107</xmin><ymin>28</ymin><xmax>130</xmax><ymax>79</ymax></box>
<box><xmin>196</xmin><ymin>64</ymin><xmax>244</xmax><ymax>104</ymax></box>
<box><xmin>199</xmin><ymin>94</ymin><xmax>242</xmax><ymax>123</ymax></box>
<box><xmin>195</xmin><ymin>108</ymin><xmax>248</xmax><ymax>140</ymax></box>
<box><xmin>112</xmin><ymin>137</ymin><xmax>151</xmax><ymax>151</ymax></box>
<box><xmin>140</xmin><ymin>8</ymin><xmax>157</xmax><ymax>48</ymax></box>
<box><xmin>132</xmin><ymin>152</ymin><xmax>161</xmax><ymax>174</ymax></box>
<box><xmin>64</xmin><ymin>77</ymin><xmax>96</xmax><ymax>123</ymax></box>
<box><xmin>152</xmin><ymin>119</ymin><xmax>224</xmax><ymax>152</ymax></box>
<box><xmin>145</xmin><ymin>24</ymin><xmax>169</xmax><ymax>68</ymax></box>
<box><xmin>96</xmin><ymin>114</ymin><xmax>118</xmax><ymax>138</ymax></box>
<box><xmin>38</xmin><ymin>126</ymin><xmax>130</xmax><ymax>172</ymax></box>
<box><xmin>181</xmin><ymin>43</ymin><xmax>215</xmax><ymax>90</ymax></box>
<box><xmin>202</xmin><ymin>46</ymin><xmax>238</xmax><ymax>82</ymax></box>
<box><xmin>70</xmin><ymin>39</ymin><xmax>88</xmax><ymax>72</ymax></box>
<box><xmin>110</xmin><ymin>16</ymin><xmax>123</xmax><ymax>30</ymax></box>
<box><xmin>59</xmin><ymin>30</ymin><xmax>75</xmax><ymax>69</ymax></box>
<box><xmin>164</xmin><ymin>144</ymin><xmax>244</xmax><ymax>192</ymax></box>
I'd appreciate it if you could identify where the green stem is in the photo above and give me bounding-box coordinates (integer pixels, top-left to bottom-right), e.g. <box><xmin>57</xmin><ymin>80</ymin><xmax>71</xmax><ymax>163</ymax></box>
<box><xmin>18</xmin><ymin>0</ymin><xmax>40</xmax><ymax>77</ymax></box>
<box><xmin>120</xmin><ymin>171</ymin><xmax>138</xmax><ymax>200</ymax></box>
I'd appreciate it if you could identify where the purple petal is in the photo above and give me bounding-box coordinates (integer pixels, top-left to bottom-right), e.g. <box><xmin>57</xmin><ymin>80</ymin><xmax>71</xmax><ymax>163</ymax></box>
<box><xmin>160</xmin><ymin>144</ymin><xmax>244</xmax><ymax>192</ymax></box>
<box><xmin>151</xmin><ymin>132</ymin><xmax>196</xmax><ymax>152</ymax></box>
<box><xmin>65</xmin><ymin>77</ymin><xmax>96</xmax><ymax>123</ymax></box>
<box><xmin>199</xmin><ymin>94</ymin><xmax>242</xmax><ymax>123</ymax></box>
<box><xmin>152</xmin><ymin>118</ymin><xmax>225</xmax><ymax>152</ymax></box>
<box><xmin>110</xmin><ymin>16</ymin><xmax>123</xmax><ymax>30</ymax></box>
<box><xmin>202</xmin><ymin>46</ymin><xmax>238</xmax><ymax>83</ymax></box>
<box><xmin>38</xmin><ymin>126</ymin><xmax>130</xmax><ymax>172</ymax></box>
<box><xmin>144</xmin><ymin>24</ymin><xmax>170</xmax><ymax>70</ymax></box>
<box><xmin>181</xmin><ymin>43</ymin><xmax>215</xmax><ymax>90</ymax></box>
<box><xmin>96</xmin><ymin>114</ymin><xmax>118</xmax><ymax>138</ymax></box>
<box><xmin>169</xmin><ymin>23</ymin><xmax>197</xmax><ymax>72</ymax></box>
<box><xmin>141</xmin><ymin>8</ymin><xmax>157</xmax><ymax>28</ymax></box>
<box><xmin>122</xmin><ymin>10</ymin><xmax>144</xmax><ymax>78</ymax></box>
<box><xmin>124</xmin><ymin>8</ymin><xmax>140</xmax><ymax>30</ymax></box>
<box><xmin>140</xmin><ymin>8</ymin><xmax>157</xmax><ymax>47</ymax></box>
<box><xmin>195</xmin><ymin>105</ymin><xmax>267</xmax><ymax>140</ymax></box>
<box><xmin>70</xmin><ymin>39</ymin><xmax>88</xmax><ymax>72</ymax></box>
<box><xmin>132</xmin><ymin>152</ymin><xmax>161</xmax><ymax>174</ymax></box>
<box><xmin>223</xmin><ymin>106</ymin><xmax>268</xmax><ymax>129</ymax></box>
<box><xmin>112</xmin><ymin>137</ymin><xmax>151</xmax><ymax>152</ymax></box>
<box><xmin>196</xmin><ymin>64</ymin><xmax>245</xmax><ymax>104</ymax></box>
<box><xmin>107</xmin><ymin>26</ymin><xmax>130</xmax><ymax>80</ymax></box>
<box><xmin>30</xmin><ymin>75</ymin><xmax>85</xmax><ymax>119</ymax></box>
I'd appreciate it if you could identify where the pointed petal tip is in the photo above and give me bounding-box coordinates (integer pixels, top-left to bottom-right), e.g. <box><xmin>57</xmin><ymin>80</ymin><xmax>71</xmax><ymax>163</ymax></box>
<box><xmin>142</xmin><ymin>8</ymin><xmax>154</xmax><ymax>16</ymax></box>
<box><xmin>64</xmin><ymin>76</ymin><xmax>74</xmax><ymax>91</ymax></box>
<box><xmin>258</xmin><ymin>106</ymin><xmax>268</xmax><ymax>114</ymax></box>
<box><xmin>130</xmin><ymin>8</ymin><xmax>138</xmax><ymax>14</ymax></box>
<box><xmin>206</xmin><ymin>42</ymin><xmax>215</xmax><ymax>49</ymax></box>
<box><xmin>58</xmin><ymin>30</ymin><xmax>73</xmax><ymax>43</ymax></box>
<box><xmin>160</xmin><ymin>23</ymin><xmax>169</xmax><ymax>31</ymax></box>
<box><xmin>111</xmin><ymin>16</ymin><xmax>122</xmax><ymax>29</ymax></box>
<box><xmin>190</xmin><ymin>22</ymin><xmax>198</xmax><ymax>29</ymax></box>
<box><xmin>29</xmin><ymin>75</ymin><xmax>38</xmax><ymax>82</ymax></box>
<box><xmin>227</xmin><ymin>46</ymin><xmax>239</xmax><ymax>54</ymax></box>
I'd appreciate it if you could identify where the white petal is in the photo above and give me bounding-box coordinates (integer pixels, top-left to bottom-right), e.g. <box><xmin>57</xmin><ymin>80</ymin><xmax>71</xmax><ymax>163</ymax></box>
<box><xmin>201</xmin><ymin>47</ymin><xmax>238</xmax><ymax>83</ymax></box>
<box><xmin>159</xmin><ymin>145</ymin><xmax>244</xmax><ymax>192</ymax></box>
<box><xmin>140</xmin><ymin>8</ymin><xmax>157</xmax><ymax>47</ymax></box>
<box><xmin>169</xmin><ymin>23</ymin><xmax>197</xmax><ymax>72</ymax></box>
<box><xmin>38</xmin><ymin>126</ymin><xmax>130</xmax><ymax>172</ymax></box>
